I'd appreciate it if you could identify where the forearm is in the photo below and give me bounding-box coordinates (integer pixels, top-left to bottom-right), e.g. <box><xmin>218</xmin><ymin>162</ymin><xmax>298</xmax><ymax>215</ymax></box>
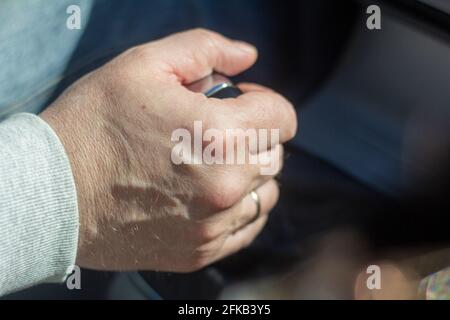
<box><xmin>0</xmin><ymin>113</ymin><xmax>79</xmax><ymax>296</ymax></box>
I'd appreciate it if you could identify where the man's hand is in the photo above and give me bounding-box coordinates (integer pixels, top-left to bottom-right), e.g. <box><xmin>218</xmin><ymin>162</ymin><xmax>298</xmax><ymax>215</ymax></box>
<box><xmin>40</xmin><ymin>29</ymin><xmax>297</xmax><ymax>272</ymax></box>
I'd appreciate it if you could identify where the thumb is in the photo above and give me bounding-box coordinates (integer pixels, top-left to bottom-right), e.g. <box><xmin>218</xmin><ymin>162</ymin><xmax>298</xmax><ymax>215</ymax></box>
<box><xmin>152</xmin><ymin>28</ymin><xmax>257</xmax><ymax>84</ymax></box>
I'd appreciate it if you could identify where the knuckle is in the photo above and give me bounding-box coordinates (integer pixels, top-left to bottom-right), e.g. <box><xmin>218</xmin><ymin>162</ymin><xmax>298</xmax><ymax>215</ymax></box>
<box><xmin>208</xmin><ymin>188</ymin><xmax>237</xmax><ymax>212</ymax></box>
<box><xmin>204</xmin><ymin>174</ymin><xmax>243</xmax><ymax>211</ymax></box>
<box><xmin>183</xmin><ymin>251</ymin><xmax>211</xmax><ymax>272</ymax></box>
<box><xmin>193</xmin><ymin>223</ymin><xmax>219</xmax><ymax>244</ymax></box>
<box><xmin>129</xmin><ymin>45</ymin><xmax>159</xmax><ymax>66</ymax></box>
<box><xmin>190</xmin><ymin>28</ymin><xmax>221</xmax><ymax>47</ymax></box>
<box><xmin>126</xmin><ymin>45</ymin><xmax>148</xmax><ymax>61</ymax></box>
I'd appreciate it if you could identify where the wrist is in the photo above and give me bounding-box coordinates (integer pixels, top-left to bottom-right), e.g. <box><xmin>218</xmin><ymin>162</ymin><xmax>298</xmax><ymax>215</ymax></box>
<box><xmin>40</xmin><ymin>103</ymin><xmax>106</xmax><ymax>264</ymax></box>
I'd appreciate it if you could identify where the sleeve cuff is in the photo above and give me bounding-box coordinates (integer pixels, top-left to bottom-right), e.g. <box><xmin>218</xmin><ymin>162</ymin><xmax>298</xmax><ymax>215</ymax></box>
<box><xmin>0</xmin><ymin>113</ymin><xmax>79</xmax><ymax>295</ymax></box>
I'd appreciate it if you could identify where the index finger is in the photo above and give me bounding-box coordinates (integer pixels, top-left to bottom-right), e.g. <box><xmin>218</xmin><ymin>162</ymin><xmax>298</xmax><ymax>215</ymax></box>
<box><xmin>210</xmin><ymin>83</ymin><xmax>298</xmax><ymax>144</ymax></box>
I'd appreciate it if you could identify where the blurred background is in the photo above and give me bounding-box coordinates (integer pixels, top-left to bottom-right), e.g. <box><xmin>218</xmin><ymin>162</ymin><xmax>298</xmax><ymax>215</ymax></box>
<box><xmin>3</xmin><ymin>0</ymin><xmax>450</xmax><ymax>299</ymax></box>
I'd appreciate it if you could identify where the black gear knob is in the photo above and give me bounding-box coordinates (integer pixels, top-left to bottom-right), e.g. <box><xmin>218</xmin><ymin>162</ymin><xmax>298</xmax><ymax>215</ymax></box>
<box><xmin>187</xmin><ymin>73</ymin><xmax>242</xmax><ymax>99</ymax></box>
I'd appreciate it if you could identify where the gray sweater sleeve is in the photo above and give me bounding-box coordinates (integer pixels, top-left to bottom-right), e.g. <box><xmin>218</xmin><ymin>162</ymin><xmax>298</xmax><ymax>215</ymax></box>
<box><xmin>0</xmin><ymin>113</ymin><xmax>79</xmax><ymax>296</ymax></box>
